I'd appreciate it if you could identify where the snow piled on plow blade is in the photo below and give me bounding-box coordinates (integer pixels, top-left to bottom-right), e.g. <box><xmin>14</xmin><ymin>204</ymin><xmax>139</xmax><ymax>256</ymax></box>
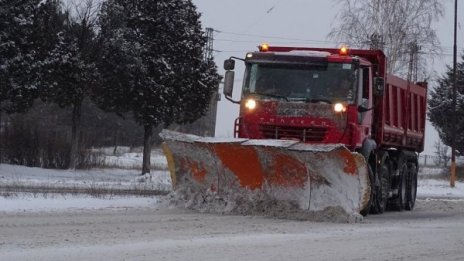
<box><xmin>160</xmin><ymin>130</ymin><xmax>370</xmax><ymax>222</ymax></box>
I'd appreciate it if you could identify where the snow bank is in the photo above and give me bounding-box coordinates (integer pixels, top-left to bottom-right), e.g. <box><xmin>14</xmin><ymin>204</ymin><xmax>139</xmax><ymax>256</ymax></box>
<box><xmin>418</xmin><ymin>179</ymin><xmax>464</xmax><ymax>199</ymax></box>
<box><xmin>0</xmin><ymin>164</ymin><xmax>172</xmax><ymax>191</ymax></box>
<box><xmin>168</xmin><ymin>175</ymin><xmax>464</xmax><ymax>222</ymax></box>
<box><xmin>0</xmin><ymin>194</ymin><xmax>159</xmax><ymax>213</ymax></box>
<box><xmin>95</xmin><ymin>147</ymin><xmax>168</xmax><ymax>170</ymax></box>
<box><xmin>169</xmin><ymin>187</ymin><xmax>363</xmax><ymax>223</ymax></box>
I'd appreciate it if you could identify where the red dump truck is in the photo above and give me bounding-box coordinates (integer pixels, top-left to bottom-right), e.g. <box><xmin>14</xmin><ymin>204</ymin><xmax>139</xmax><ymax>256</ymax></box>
<box><xmin>161</xmin><ymin>45</ymin><xmax>427</xmax><ymax>215</ymax></box>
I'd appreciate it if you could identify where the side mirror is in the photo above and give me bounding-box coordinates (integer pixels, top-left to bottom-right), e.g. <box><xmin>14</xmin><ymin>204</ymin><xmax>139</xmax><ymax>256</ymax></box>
<box><xmin>224</xmin><ymin>59</ymin><xmax>235</xmax><ymax>70</ymax></box>
<box><xmin>358</xmin><ymin>105</ymin><xmax>372</xmax><ymax>113</ymax></box>
<box><xmin>374</xmin><ymin>77</ymin><xmax>385</xmax><ymax>96</ymax></box>
<box><xmin>358</xmin><ymin>98</ymin><xmax>371</xmax><ymax>113</ymax></box>
<box><xmin>223</xmin><ymin>71</ymin><xmax>235</xmax><ymax>98</ymax></box>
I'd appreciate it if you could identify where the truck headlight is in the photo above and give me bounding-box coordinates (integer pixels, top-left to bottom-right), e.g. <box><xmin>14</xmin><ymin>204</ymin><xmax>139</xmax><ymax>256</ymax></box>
<box><xmin>245</xmin><ymin>99</ymin><xmax>257</xmax><ymax>110</ymax></box>
<box><xmin>333</xmin><ymin>103</ymin><xmax>346</xmax><ymax>113</ymax></box>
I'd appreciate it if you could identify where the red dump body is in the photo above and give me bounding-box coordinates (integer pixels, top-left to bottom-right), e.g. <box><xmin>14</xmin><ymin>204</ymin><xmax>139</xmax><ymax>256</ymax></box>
<box><xmin>377</xmin><ymin>75</ymin><xmax>427</xmax><ymax>152</ymax></box>
<box><xmin>235</xmin><ymin>46</ymin><xmax>427</xmax><ymax>153</ymax></box>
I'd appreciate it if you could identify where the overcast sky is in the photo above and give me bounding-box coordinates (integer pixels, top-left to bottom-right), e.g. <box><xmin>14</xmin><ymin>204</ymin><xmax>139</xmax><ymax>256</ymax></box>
<box><xmin>192</xmin><ymin>0</ymin><xmax>462</xmax><ymax>155</ymax></box>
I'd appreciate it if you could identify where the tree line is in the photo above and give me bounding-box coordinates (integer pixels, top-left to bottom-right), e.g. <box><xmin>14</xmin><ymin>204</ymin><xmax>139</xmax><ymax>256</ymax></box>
<box><xmin>0</xmin><ymin>0</ymin><xmax>221</xmax><ymax>173</ymax></box>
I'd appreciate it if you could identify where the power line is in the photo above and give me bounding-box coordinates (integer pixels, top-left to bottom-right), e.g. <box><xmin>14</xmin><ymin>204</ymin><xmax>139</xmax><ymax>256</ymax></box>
<box><xmin>214</xmin><ymin>29</ymin><xmax>464</xmax><ymax>52</ymax></box>
<box><xmin>214</xmin><ymin>38</ymin><xmax>335</xmax><ymax>46</ymax></box>
<box><xmin>214</xmin><ymin>29</ymin><xmax>333</xmax><ymax>44</ymax></box>
<box><xmin>213</xmin><ymin>48</ymin><xmax>456</xmax><ymax>57</ymax></box>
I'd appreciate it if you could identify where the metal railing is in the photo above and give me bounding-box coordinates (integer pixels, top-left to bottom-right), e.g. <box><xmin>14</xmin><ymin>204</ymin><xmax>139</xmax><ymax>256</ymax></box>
<box><xmin>418</xmin><ymin>154</ymin><xmax>458</xmax><ymax>167</ymax></box>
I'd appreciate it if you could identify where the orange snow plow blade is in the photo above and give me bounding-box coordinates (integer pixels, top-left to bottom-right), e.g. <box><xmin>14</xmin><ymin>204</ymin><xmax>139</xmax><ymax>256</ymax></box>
<box><xmin>160</xmin><ymin>130</ymin><xmax>370</xmax><ymax>215</ymax></box>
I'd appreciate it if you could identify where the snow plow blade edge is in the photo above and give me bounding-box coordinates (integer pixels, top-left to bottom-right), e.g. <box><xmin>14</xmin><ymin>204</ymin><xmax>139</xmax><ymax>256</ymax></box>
<box><xmin>161</xmin><ymin>130</ymin><xmax>370</xmax><ymax>215</ymax></box>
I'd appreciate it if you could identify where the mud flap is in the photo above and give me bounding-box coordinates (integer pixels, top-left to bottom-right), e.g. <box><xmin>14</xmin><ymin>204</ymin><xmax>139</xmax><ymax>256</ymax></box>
<box><xmin>160</xmin><ymin>130</ymin><xmax>370</xmax><ymax>214</ymax></box>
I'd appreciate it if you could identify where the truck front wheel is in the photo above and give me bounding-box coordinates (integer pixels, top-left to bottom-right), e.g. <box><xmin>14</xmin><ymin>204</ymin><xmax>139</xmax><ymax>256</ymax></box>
<box><xmin>371</xmin><ymin>159</ymin><xmax>390</xmax><ymax>214</ymax></box>
<box><xmin>361</xmin><ymin>164</ymin><xmax>374</xmax><ymax>216</ymax></box>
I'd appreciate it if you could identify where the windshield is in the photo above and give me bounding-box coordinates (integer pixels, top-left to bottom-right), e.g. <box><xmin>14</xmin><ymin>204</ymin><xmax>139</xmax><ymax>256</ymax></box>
<box><xmin>242</xmin><ymin>62</ymin><xmax>357</xmax><ymax>103</ymax></box>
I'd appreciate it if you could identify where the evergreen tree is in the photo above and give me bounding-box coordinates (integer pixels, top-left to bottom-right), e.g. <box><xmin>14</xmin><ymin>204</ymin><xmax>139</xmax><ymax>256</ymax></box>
<box><xmin>428</xmin><ymin>54</ymin><xmax>464</xmax><ymax>155</ymax></box>
<box><xmin>0</xmin><ymin>0</ymin><xmax>62</xmax><ymax>163</ymax></box>
<box><xmin>0</xmin><ymin>0</ymin><xmax>59</xmax><ymax>113</ymax></box>
<box><xmin>39</xmin><ymin>0</ymin><xmax>101</xmax><ymax>169</ymax></box>
<box><xmin>98</xmin><ymin>0</ymin><xmax>220</xmax><ymax>174</ymax></box>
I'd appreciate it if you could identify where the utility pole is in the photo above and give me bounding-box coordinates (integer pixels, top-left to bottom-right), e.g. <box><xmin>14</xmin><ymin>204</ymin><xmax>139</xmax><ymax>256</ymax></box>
<box><xmin>204</xmin><ymin>27</ymin><xmax>214</xmax><ymax>61</ymax></box>
<box><xmin>404</xmin><ymin>41</ymin><xmax>420</xmax><ymax>148</ymax></box>
<box><xmin>408</xmin><ymin>41</ymin><xmax>421</xmax><ymax>83</ymax></box>
<box><xmin>203</xmin><ymin>27</ymin><xmax>219</xmax><ymax>136</ymax></box>
<box><xmin>451</xmin><ymin>0</ymin><xmax>457</xmax><ymax>187</ymax></box>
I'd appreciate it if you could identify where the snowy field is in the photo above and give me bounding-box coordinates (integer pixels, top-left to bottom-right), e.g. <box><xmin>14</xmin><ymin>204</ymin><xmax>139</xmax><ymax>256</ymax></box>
<box><xmin>0</xmin><ymin>148</ymin><xmax>172</xmax><ymax>193</ymax></box>
<box><xmin>417</xmin><ymin>167</ymin><xmax>464</xmax><ymax>198</ymax></box>
<box><xmin>0</xmin><ymin>147</ymin><xmax>171</xmax><ymax>212</ymax></box>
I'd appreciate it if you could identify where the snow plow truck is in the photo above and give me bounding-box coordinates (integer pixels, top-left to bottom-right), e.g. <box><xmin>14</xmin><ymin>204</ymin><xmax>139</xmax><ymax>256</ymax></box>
<box><xmin>161</xmin><ymin>44</ymin><xmax>427</xmax><ymax>216</ymax></box>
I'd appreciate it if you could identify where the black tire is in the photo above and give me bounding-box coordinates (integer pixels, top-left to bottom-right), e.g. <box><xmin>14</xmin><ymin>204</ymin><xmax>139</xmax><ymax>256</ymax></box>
<box><xmin>375</xmin><ymin>159</ymin><xmax>390</xmax><ymax>213</ymax></box>
<box><xmin>391</xmin><ymin>163</ymin><xmax>407</xmax><ymax>211</ymax></box>
<box><xmin>405</xmin><ymin>164</ymin><xmax>417</xmax><ymax>211</ymax></box>
<box><xmin>361</xmin><ymin>164</ymin><xmax>374</xmax><ymax>216</ymax></box>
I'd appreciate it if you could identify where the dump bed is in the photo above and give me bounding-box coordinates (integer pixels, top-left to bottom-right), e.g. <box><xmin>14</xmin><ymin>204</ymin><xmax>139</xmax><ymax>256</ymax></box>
<box><xmin>374</xmin><ymin>74</ymin><xmax>427</xmax><ymax>152</ymax></box>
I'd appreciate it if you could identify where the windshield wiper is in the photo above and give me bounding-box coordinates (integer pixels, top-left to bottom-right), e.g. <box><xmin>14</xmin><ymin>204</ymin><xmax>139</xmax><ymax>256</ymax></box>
<box><xmin>287</xmin><ymin>97</ymin><xmax>332</xmax><ymax>104</ymax></box>
<box><xmin>303</xmin><ymin>98</ymin><xmax>332</xmax><ymax>104</ymax></box>
<box><xmin>251</xmin><ymin>92</ymin><xmax>289</xmax><ymax>101</ymax></box>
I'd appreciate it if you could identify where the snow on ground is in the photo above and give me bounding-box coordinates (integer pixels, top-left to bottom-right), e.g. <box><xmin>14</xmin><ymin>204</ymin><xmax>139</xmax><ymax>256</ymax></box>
<box><xmin>0</xmin><ymin>194</ymin><xmax>158</xmax><ymax>213</ymax></box>
<box><xmin>0</xmin><ymin>164</ymin><xmax>171</xmax><ymax>190</ymax></box>
<box><xmin>418</xmin><ymin>178</ymin><xmax>464</xmax><ymax>198</ymax></box>
<box><xmin>418</xmin><ymin>167</ymin><xmax>464</xmax><ymax>198</ymax></box>
<box><xmin>93</xmin><ymin>146</ymin><xmax>168</xmax><ymax>170</ymax></box>
<box><xmin>0</xmin><ymin>148</ymin><xmax>171</xmax><ymax>214</ymax></box>
<box><xmin>0</xmin><ymin>147</ymin><xmax>172</xmax><ymax>191</ymax></box>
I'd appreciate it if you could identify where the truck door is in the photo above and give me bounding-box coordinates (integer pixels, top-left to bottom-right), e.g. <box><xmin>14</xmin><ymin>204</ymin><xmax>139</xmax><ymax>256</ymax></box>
<box><xmin>358</xmin><ymin>67</ymin><xmax>373</xmax><ymax>138</ymax></box>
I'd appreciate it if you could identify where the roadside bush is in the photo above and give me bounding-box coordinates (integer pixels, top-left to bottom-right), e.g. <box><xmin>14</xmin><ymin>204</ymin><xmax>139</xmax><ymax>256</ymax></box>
<box><xmin>1</xmin><ymin>114</ymin><xmax>101</xmax><ymax>169</ymax></box>
<box><xmin>0</xmin><ymin>97</ymin><xmax>208</xmax><ymax>169</ymax></box>
<box><xmin>457</xmin><ymin>165</ymin><xmax>464</xmax><ymax>181</ymax></box>
<box><xmin>437</xmin><ymin>163</ymin><xmax>464</xmax><ymax>181</ymax></box>
<box><xmin>0</xmin><ymin>100</ymin><xmax>128</xmax><ymax>169</ymax></box>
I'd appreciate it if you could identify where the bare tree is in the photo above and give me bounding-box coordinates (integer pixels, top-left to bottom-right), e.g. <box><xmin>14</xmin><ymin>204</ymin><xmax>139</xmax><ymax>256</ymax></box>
<box><xmin>328</xmin><ymin>0</ymin><xmax>444</xmax><ymax>78</ymax></box>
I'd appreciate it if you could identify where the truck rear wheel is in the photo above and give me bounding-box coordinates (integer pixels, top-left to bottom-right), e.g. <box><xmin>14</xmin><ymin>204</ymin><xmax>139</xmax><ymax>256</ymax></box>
<box><xmin>405</xmin><ymin>164</ymin><xmax>417</xmax><ymax>210</ymax></box>
<box><xmin>390</xmin><ymin>163</ymin><xmax>407</xmax><ymax>211</ymax></box>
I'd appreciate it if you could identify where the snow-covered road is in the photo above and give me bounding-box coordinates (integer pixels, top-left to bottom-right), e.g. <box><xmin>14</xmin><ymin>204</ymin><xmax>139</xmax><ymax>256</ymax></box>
<box><xmin>1</xmin><ymin>160</ymin><xmax>463</xmax><ymax>260</ymax></box>
<box><xmin>1</xmin><ymin>197</ymin><xmax>464</xmax><ymax>261</ymax></box>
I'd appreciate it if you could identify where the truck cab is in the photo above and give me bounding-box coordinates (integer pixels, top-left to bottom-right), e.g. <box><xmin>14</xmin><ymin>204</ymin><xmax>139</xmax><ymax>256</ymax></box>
<box><xmin>224</xmin><ymin>45</ymin><xmax>382</xmax><ymax>151</ymax></box>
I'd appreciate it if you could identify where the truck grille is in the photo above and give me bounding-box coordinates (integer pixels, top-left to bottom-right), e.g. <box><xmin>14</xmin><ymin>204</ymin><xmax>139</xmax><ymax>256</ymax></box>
<box><xmin>259</xmin><ymin>125</ymin><xmax>328</xmax><ymax>142</ymax></box>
